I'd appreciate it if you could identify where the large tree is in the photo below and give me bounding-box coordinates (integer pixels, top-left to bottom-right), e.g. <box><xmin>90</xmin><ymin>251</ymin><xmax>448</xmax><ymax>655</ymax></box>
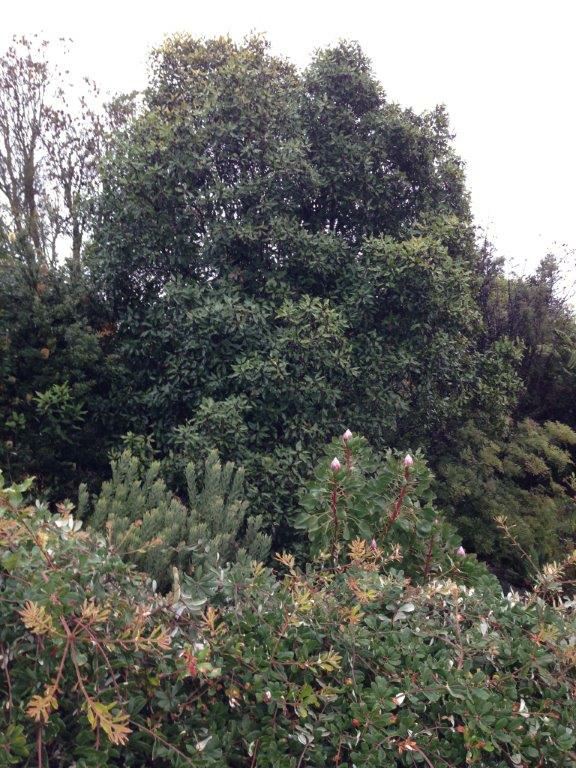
<box><xmin>92</xmin><ymin>36</ymin><xmax>520</xmax><ymax>536</ymax></box>
<box><xmin>0</xmin><ymin>36</ymin><xmax>103</xmax><ymax>275</ymax></box>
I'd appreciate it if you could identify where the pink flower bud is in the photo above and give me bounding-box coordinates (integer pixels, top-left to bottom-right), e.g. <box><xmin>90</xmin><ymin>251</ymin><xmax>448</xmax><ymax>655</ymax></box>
<box><xmin>370</xmin><ymin>538</ymin><xmax>378</xmax><ymax>551</ymax></box>
<box><xmin>330</xmin><ymin>457</ymin><xmax>342</xmax><ymax>472</ymax></box>
<box><xmin>264</xmin><ymin>690</ymin><xmax>272</xmax><ymax>702</ymax></box>
<box><xmin>456</xmin><ymin>545</ymin><xmax>466</xmax><ymax>557</ymax></box>
<box><xmin>403</xmin><ymin>454</ymin><xmax>414</xmax><ymax>468</ymax></box>
<box><xmin>343</xmin><ymin>429</ymin><xmax>353</xmax><ymax>442</ymax></box>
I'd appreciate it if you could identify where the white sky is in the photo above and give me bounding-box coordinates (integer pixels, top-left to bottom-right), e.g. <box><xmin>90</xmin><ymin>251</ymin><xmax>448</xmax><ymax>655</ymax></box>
<box><xmin>3</xmin><ymin>0</ymin><xmax>575</xmax><ymax>279</ymax></box>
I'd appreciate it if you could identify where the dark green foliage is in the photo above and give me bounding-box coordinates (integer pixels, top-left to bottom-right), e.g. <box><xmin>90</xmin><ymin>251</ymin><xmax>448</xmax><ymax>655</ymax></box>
<box><xmin>437</xmin><ymin>419</ymin><xmax>576</xmax><ymax>586</ymax></box>
<box><xmin>301</xmin><ymin>42</ymin><xmax>470</xmax><ymax>241</ymax></box>
<box><xmin>92</xmin><ymin>36</ymin><xmax>522</xmax><ymax>544</ymax></box>
<box><xmin>479</xmin><ymin>251</ymin><xmax>576</xmax><ymax>427</ymax></box>
<box><xmin>341</xmin><ymin>232</ymin><xmax>521</xmax><ymax>444</ymax></box>
<box><xmin>83</xmin><ymin>448</ymin><xmax>270</xmax><ymax>591</ymax></box>
<box><xmin>2</xmin><ymin>31</ymin><xmax>576</xmax><ymax>767</ymax></box>
<box><xmin>0</xmin><ymin>258</ymin><xmax>121</xmax><ymax>496</ymax></box>
<box><xmin>109</xmin><ymin>279</ymin><xmax>353</xmax><ymax>537</ymax></box>
<box><xmin>207</xmin><ymin>557</ymin><xmax>576</xmax><ymax>768</ymax></box>
<box><xmin>2</xmin><ymin>31</ymin><xmax>576</xmax><ymax>639</ymax></box>
<box><xmin>95</xmin><ymin>35</ymin><xmax>310</xmax><ymax>306</ymax></box>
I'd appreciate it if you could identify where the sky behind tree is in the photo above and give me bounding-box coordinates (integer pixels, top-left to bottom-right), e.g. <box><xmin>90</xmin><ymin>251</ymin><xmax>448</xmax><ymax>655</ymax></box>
<box><xmin>2</xmin><ymin>0</ymin><xmax>575</xmax><ymax>280</ymax></box>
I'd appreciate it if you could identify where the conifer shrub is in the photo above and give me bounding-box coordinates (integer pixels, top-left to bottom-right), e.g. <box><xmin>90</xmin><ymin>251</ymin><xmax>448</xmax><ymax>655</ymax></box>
<box><xmin>437</xmin><ymin>419</ymin><xmax>576</xmax><ymax>586</ymax></box>
<box><xmin>1</xmin><ymin>436</ymin><xmax>576</xmax><ymax>767</ymax></box>
<box><xmin>80</xmin><ymin>448</ymin><xmax>270</xmax><ymax>591</ymax></box>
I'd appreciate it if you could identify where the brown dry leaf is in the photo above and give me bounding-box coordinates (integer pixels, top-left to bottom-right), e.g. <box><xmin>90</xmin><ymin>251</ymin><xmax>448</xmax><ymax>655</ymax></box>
<box><xmin>26</xmin><ymin>684</ymin><xmax>58</xmax><ymax>723</ymax></box>
<box><xmin>19</xmin><ymin>601</ymin><xmax>55</xmax><ymax>636</ymax></box>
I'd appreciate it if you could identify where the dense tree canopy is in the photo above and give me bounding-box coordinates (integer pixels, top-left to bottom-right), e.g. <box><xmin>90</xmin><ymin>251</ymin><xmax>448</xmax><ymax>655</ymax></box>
<box><xmin>1</xmin><ymin>32</ymin><xmax>575</xmax><ymax>568</ymax></box>
<box><xmin>89</xmin><ymin>36</ymin><xmax>525</xmax><ymax>539</ymax></box>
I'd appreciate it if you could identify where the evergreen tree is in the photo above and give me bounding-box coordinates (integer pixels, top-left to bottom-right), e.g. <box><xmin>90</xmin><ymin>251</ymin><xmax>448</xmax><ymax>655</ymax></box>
<box><xmin>92</xmin><ymin>36</ymin><xmax>520</xmax><ymax>541</ymax></box>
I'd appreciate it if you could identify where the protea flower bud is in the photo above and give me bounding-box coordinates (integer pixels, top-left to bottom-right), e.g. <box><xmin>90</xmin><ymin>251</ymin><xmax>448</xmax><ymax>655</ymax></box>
<box><xmin>343</xmin><ymin>429</ymin><xmax>353</xmax><ymax>442</ymax></box>
<box><xmin>403</xmin><ymin>453</ymin><xmax>414</xmax><ymax>468</ymax></box>
<box><xmin>456</xmin><ymin>545</ymin><xmax>466</xmax><ymax>557</ymax></box>
<box><xmin>331</xmin><ymin>457</ymin><xmax>342</xmax><ymax>472</ymax></box>
<box><xmin>264</xmin><ymin>690</ymin><xmax>272</xmax><ymax>703</ymax></box>
<box><xmin>370</xmin><ymin>538</ymin><xmax>378</xmax><ymax>551</ymax></box>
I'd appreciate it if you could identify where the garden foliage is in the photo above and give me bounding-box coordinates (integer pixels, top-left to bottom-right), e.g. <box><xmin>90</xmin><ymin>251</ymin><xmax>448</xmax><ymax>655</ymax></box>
<box><xmin>2</xmin><ymin>34</ymin><xmax>575</xmax><ymax>575</ymax></box>
<box><xmin>2</xmin><ymin>38</ymin><xmax>576</xmax><ymax>768</ymax></box>
<box><xmin>91</xmin><ymin>36</ymin><xmax>522</xmax><ymax>541</ymax></box>
<box><xmin>0</xmin><ymin>258</ymin><xmax>119</xmax><ymax>496</ymax></box>
<box><xmin>81</xmin><ymin>448</ymin><xmax>270</xmax><ymax>591</ymax></box>
<box><xmin>437</xmin><ymin>419</ymin><xmax>576</xmax><ymax>585</ymax></box>
<box><xmin>2</xmin><ymin>437</ymin><xmax>576</xmax><ymax>767</ymax></box>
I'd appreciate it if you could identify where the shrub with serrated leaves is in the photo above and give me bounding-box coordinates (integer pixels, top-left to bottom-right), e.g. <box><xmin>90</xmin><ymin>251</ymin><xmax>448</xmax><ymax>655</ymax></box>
<box><xmin>2</xmin><ymin>435</ymin><xmax>576</xmax><ymax>768</ymax></box>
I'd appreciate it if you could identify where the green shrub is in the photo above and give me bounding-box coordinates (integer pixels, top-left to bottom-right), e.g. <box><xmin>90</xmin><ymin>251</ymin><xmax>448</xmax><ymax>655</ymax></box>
<box><xmin>2</xmin><ymin>435</ymin><xmax>576</xmax><ymax>767</ymax></box>
<box><xmin>82</xmin><ymin>448</ymin><xmax>270</xmax><ymax>591</ymax></box>
<box><xmin>0</xmin><ymin>472</ymin><xmax>185</xmax><ymax>767</ymax></box>
<box><xmin>437</xmin><ymin>419</ymin><xmax>576</xmax><ymax>585</ymax></box>
<box><xmin>204</xmin><ymin>555</ymin><xmax>576</xmax><ymax>767</ymax></box>
<box><xmin>0</xmin><ymin>259</ymin><xmax>121</xmax><ymax>497</ymax></box>
<box><xmin>295</xmin><ymin>432</ymin><xmax>481</xmax><ymax>583</ymax></box>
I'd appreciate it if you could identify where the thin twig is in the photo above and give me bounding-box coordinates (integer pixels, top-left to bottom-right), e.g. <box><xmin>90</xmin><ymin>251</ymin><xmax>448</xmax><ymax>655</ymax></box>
<box><xmin>133</xmin><ymin>720</ymin><xmax>197</xmax><ymax>764</ymax></box>
<box><xmin>36</xmin><ymin>724</ymin><xmax>43</xmax><ymax>768</ymax></box>
<box><xmin>296</xmin><ymin>740</ymin><xmax>311</xmax><ymax>768</ymax></box>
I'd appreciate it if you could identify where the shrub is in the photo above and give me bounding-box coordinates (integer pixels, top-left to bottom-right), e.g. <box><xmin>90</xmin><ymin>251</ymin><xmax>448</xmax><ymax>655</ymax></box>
<box><xmin>2</xmin><ymin>435</ymin><xmax>576</xmax><ymax>768</ymax></box>
<box><xmin>294</xmin><ymin>432</ymin><xmax>481</xmax><ymax>583</ymax></box>
<box><xmin>81</xmin><ymin>448</ymin><xmax>270</xmax><ymax>591</ymax></box>
<box><xmin>0</xmin><ymin>259</ymin><xmax>121</xmax><ymax>497</ymax></box>
<box><xmin>436</xmin><ymin>419</ymin><xmax>576</xmax><ymax>586</ymax></box>
<box><xmin>0</xmin><ymin>472</ymin><xmax>185</xmax><ymax>767</ymax></box>
<box><xmin>201</xmin><ymin>554</ymin><xmax>576</xmax><ymax>767</ymax></box>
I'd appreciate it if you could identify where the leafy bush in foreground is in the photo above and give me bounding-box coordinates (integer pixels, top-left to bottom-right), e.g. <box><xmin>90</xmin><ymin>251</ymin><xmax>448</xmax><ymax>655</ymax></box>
<box><xmin>1</xmin><ymin>436</ymin><xmax>576</xmax><ymax>767</ymax></box>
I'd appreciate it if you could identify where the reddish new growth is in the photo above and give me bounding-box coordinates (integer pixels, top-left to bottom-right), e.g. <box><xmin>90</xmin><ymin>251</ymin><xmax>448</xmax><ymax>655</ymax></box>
<box><xmin>182</xmin><ymin>650</ymin><xmax>197</xmax><ymax>677</ymax></box>
<box><xmin>382</xmin><ymin>454</ymin><xmax>413</xmax><ymax>540</ymax></box>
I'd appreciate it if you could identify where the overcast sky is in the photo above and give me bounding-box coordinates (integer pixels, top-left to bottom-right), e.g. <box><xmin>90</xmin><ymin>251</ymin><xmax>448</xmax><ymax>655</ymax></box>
<box><xmin>3</xmin><ymin>0</ymin><xmax>575</xmax><ymax>279</ymax></box>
